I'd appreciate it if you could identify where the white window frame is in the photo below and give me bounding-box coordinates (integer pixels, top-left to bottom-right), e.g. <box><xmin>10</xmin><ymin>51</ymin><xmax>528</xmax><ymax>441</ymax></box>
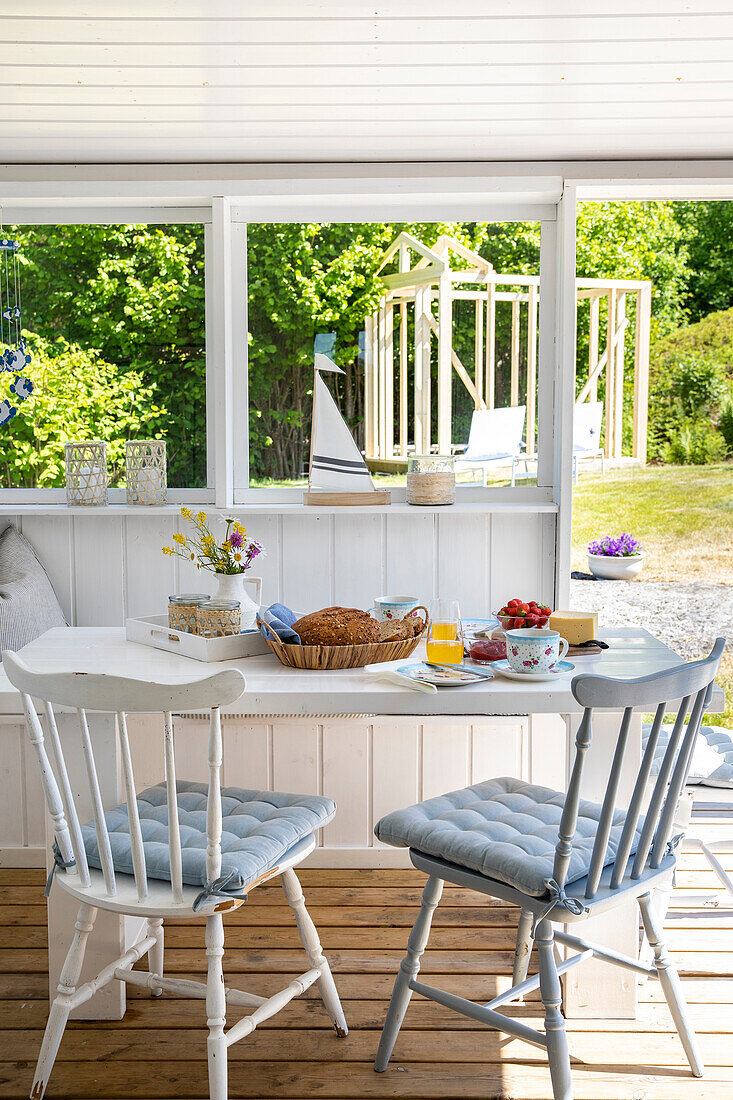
<box><xmin>223</xmin><ymin>182</ymin><xmax>564</xmax><ymax>506</ymax></box>
<box><xmin>0</xmin><ymin>201</ymin><xmax>214</xmax><ymax>504</ymax></box>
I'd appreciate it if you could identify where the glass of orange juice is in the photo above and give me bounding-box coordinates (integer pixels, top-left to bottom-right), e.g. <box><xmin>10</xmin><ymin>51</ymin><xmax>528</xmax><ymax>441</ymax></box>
<box><xmin>426</xmin><ymin>599</ymin><xmax>463</xmax><ymax>664</ymax></box>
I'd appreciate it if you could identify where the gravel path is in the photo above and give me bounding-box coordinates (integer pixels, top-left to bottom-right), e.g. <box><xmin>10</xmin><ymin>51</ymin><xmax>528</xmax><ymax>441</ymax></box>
<box><xmin>569</xmin><ymin>579</ymin><xmax>733</xmax><ymax>660</ymax></box>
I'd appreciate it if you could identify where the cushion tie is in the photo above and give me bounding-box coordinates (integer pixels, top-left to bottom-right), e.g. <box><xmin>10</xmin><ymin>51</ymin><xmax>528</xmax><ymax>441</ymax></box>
<box><xmin>665</xmin><ymin>832</ymin><xmax>684</xmax><ymax>858</ymax></box>
<box><xmin>530</xmin><ymin>878</ymin><xmax>589</xmax><ymax>936</ymax></box>
<box><xmin>192</xmin><ymin>869</ymin><xmax>247</xmax><ymax>913</ymax></box>
<box><xmin>45</xmin><ymin>840</ymin><xmax>76</xmax><ymax>897</ymax></box>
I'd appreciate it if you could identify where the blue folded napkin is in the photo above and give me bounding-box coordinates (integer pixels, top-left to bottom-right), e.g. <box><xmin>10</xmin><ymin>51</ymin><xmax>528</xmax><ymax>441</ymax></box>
<box><xmin>260</xmin><ymin>602</ymin><xmax>301</xmax><ymax>644</ymax></box>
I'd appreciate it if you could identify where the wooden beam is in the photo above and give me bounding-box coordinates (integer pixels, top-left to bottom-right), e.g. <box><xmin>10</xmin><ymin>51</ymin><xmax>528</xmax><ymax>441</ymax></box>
<box><xmin>576</xmin><ymin>315</ymin><xmax>629</xmax><ymax>405</ymax></box>
<box><xmin>613</xmin><ymin>292</ymin><xmax>626</xmax><ymax>459</ymax></box>
<box><xmin>437</xmin><ymin>273</ymin><xmax>453</xmax><ymax>454</ymax></box>
<box><xmin>604</xmin><ymin>289</ymin><xmax>617</xmax><ymax>460</ymax></box>
<box><xmin>399</xmin><ymin>301</ymin><xmax>408</xmax><ymax>458</ymax></box>
<box><xmin>364</xmin><ymin>313</ymin><xmax>376</xmax><ymax>458</ymax></box>
<box><xmin>633</xmin><ymin>284</ymin><xmax>652</xmax><ymax>463</ymax></box>
<box><xmin>588</xmin><ymin>293</ymin><xmax>600</xmax><ymax>404</ymax></box>
<box><xmin>486</xmin><ymin>284</ymin><xmax>495</xmax><ymax>409</ymax></box>
<box><xmin>526</xmin><ymin>284</ymin><xmax>538</xmax><ymax>456</ymax></box>
<box><xmin>510</xmin><ymin>298</ymin><xmax>520</xmax><ymax>407</ymax></box>
<box><xmin>424</xmin><ymin>309</ymin><xmax>484</xmax><ymax>410</ymax></box>
<box><xmin>474</xmin><ymin>298</ymin><xmax>484</xmax><ymax>411</ymax></box>
<box><xmin>384</xmin><ymin>305</ymin><xmax>394</xmax><ymax>461</ymax></box>
<box><xmin>381</xmin><ymin>263</ymin><xmax>444</xmax><ymax>291</ymax></box>
<box><xmin>414</xmin><ymin>285</ymin><xmax>431</xmax><ymax>454</ymax></box>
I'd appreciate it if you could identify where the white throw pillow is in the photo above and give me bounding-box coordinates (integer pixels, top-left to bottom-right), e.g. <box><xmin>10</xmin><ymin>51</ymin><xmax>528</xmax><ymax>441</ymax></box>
<box><xmin>0</xmin><ymin>524</ymin><xmax>67</xmax><ymax>651</ymax></box>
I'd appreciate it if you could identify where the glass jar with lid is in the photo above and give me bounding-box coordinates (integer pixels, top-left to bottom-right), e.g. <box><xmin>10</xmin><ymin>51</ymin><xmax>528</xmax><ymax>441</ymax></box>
<box><xmin>168</xmin><ymin>593</ymin><xmax>210</xmax><ymax>634</ymax></box>
<box><xmin>196</xmin><ymin>599</ymin><xmax>241</xmax><ymax>638</ymax></box>
<box><xmin>406</xmin><ymin>455</ymin><xmax>456</xmax><ymax>506</ymax></box>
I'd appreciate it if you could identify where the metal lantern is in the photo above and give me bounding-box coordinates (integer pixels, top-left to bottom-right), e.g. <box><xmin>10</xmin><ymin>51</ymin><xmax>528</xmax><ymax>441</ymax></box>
<box><xmin>65</xmin><ymin>442</ymin><xmax>108</xmax><ymax>506</ymax></box>
<box><xmin>125</xmin><ymin>439</ymin><xmax>167</xmax><ymax>505</ymax></box>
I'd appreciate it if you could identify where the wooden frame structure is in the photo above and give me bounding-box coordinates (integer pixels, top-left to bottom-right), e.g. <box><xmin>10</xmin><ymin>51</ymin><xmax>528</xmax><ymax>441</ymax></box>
<box><xmin>364</xmin><ymin>232</ymin><xmax>652</xmax><ymax>469</ymax></box>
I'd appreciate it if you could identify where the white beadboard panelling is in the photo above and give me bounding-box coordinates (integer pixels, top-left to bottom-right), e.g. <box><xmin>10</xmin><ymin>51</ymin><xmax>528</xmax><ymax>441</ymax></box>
<box><xmin>0</xmin><ymin>723</ymin><xmax>25</xmax><ymax>848</ymax></box>
<box><xmin>372</xmin><ymin>721</ymin><xmax>420</xmax><ymax>847</ymax></box>
<box><xmin>385</xmin><ymin>513</ymin><xmax>435</xmax><ymax>603</ymax></box>
<box><xmin>272</xmin><ymin>721</ymin><xmax>320</xmax><ymax>796</ymax></box>
<box><xmin>471</xmin><ymin>719</ymin><xmax>525</xmax><ymax>784</ymax></box>
<box><xmin>490</xmin><ymin>511</ymin><xmax>555</xmax><ymax>611</ymax></box>
<box><xmin>221</xmin><ymin>719</ymin><xmax>270</xmax><ymax>790</ymax></box>
<box><xmin>280</xmin><ymin>514</ymin><xmax>332</xmax><ymax>611</ymax></box>
<box><xmin>127</xmin><ymin>714</ymin><xmax>166</xmax><ymax>791</ymax></box>
<box><xmin>333</xmin><ymin>514</ymin><xmax>383</xmax><ymax>609</ymax></box>
<box><xmin>124</xmin><ymin>514</ymin><xmax>177</xmax><ymax>619</ymax></box>
<box><xmin>437</xmin><ymin>512</ymin><xmax>490</xmax><ymax>614</ymax></box>
<box><xmin>421</xmin><ymin>722</ymin><xmax>471</xmax><ymax>800</ymax></box>
<box><xmin>73</xmin><ymin>516</ymin><xmax>125</xmax><ymax>626</ymax></box>
<box><xmin>528</xmin><ymin>712</ymin><xmax>567</xmax><ymax>791</ymax></box>
<box><xmin>19</xmin><ymin>515</ymin><xmax>75</xmax><ymax>624</ymax></box>
<box><xmin>321</xmin><ymin>721</ymin><xmax>370</xmax><ymax>848</ymax></box>
<box><xmin>237</xmin><ymin>515</ymin><xmax>280</xmax><ymax>607</ymax></box>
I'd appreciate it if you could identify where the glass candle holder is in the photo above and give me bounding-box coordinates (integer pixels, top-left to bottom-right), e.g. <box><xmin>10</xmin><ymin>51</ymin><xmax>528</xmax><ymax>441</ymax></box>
<box><xmin>126</xmin><ymin>439</ymin><xmax>167</xmax><ymax>505</ymax></box>
<box><xmin>197</xmin><ymin>599</ymin><xmax>241</xmax><ymax>637</ymax></box>
<box><xmin>168</xmin><ymin>593</ymin><xmax>210</xmax><ymax>634</ymax></box>
<box><xmin>406</xmin><ymin>455</ymin><xmax>456</xmax><ymax>506</ymax></box>
<box><xmin>65</xmin><ymin>441</ymin><xmax>108</xmax><ymax>506</ymax></box>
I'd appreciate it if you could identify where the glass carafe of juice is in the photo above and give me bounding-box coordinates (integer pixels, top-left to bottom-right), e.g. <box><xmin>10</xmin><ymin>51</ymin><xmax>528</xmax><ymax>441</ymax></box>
<box><xmin>426</xmin><ymin>599</ymin><xmax>463</xmax><ymax>663</ymax></box>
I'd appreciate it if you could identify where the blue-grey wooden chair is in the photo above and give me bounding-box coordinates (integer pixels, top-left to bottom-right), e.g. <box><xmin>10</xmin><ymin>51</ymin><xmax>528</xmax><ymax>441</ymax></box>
<box><xmin>373</xmin><ymin>639</ymin><xmax>724</xmax><ymax>1100</ymax></box>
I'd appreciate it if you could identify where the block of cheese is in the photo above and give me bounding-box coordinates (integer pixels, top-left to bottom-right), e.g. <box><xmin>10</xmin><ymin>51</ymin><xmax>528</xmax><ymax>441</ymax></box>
<box><xmin>549</xmin><ymin>610</ymin><xmax>598</xmax><ymax>645</ymax></box>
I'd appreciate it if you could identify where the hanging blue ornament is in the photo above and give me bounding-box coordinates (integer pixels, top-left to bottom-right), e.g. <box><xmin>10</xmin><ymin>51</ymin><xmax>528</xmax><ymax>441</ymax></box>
<box><xmin>10</xmin><ymin>376</ymin><xmax>33</xmax><ymax>401</ymax></box>
<box><xmin>0</xmin><ymin>231</ymin><xmax>34</xmax><ymax>425</ymax></box>
<box><xmin>0</xmin><ymin>399</ymin><xmax>17</xmax><ymax>426</ymax></box>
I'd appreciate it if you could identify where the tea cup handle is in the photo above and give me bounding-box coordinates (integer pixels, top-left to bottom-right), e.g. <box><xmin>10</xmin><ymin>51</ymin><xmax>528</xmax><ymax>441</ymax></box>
<box><xmin>558</xmin><ymin>638</ymin><xmax>569</xmax><ymax>661</ymax></box>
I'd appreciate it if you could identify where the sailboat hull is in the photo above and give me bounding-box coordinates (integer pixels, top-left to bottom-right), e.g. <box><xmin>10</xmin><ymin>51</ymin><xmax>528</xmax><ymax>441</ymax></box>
<box><xmin>303</xmin><ymin>489</ymin><xmax>391</xmax><ymax>507</ymax></box>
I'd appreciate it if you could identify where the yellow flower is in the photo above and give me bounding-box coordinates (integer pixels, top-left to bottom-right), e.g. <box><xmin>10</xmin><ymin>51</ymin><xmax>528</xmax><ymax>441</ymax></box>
<box><xmin>233</xmin><ymin>522</ymin><xmax>245</xmax><ymax>536</ymax></box>
<box><xmin>215</xmin><ymin>564</ymin><xmax>224</xmax><ymax>572</ymax></box>
<box><xmin>190</xmin><ymin>552</ymin><xmax>195</xmax><ymax>560</ymax></box>
<box><xmin>172</xmin><ymin>533</ymin><xmax>186</xmax><ymax>546</ymax></box>
<box><xmin>233</xmin><ymin>552</ymin><xmax>242</xmax><ymax>562</ymax></box>
<box><xmin>196</xmin><ymin>511</ymin><xmax>207</xmax><ymax>524</ymax></box>
<box><xmin>161</xmin><ymin>546</ymin><xmax>174</xmax><ymax>556</ymax></box>
<box><xmin>202</xmin><ymin>534</ymin><xmax>215</xmax><ymax>547</ymax></box>
<box><xmin>180</xmin><ymin>506</ymin><xmax>192</xmax><ymax>521</ymax></box>
<box><xmin>222</xmin><ymin>540</ymin><xmax>232</xmax><ymax>552</ymax></box>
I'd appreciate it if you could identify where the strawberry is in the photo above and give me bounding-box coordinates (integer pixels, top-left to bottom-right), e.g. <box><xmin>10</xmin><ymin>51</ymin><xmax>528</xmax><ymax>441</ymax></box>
<box><xmin>513</xmin><ymin>616</ymin><xmax>525</xmax><ymax>629</ymax></box>
<box><xmin>539</xmin><ymin>616</ymin><xmax>549</xmax><ymax>626</ymax></box>
<box><xmin>526</xmin><ymin>614</ymin><xmax>539</xmax><ymax>627</ymax></box>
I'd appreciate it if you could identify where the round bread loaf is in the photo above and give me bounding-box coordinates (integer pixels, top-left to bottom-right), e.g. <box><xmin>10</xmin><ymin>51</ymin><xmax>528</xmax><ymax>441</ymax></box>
<box><xmin>293</xmin><ymin>606</ymin><xmax>382</xmax><ymax>646</ymax></box>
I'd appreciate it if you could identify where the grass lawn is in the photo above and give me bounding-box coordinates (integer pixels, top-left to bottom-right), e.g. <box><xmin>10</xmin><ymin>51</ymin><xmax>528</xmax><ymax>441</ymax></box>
<box><xmin>571</xmin><ymin>463</ymin><xmax>733</xmax><ymax>584</ymax></box>
<box><xmin>573</xmin><ymin>462</ymin><xmax>733</xmax><ymax>729</ymax></box>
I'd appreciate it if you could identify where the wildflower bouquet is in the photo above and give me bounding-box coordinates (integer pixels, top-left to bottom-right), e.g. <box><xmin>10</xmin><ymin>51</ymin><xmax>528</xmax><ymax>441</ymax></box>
<box><xmin>162</xmin><ymin>509</ymin><xmax>264</xmax><ymax>574</ymax></box>
<box><xmin>588</xmin><ymin>533</ymin><xmax>642</xmax><ymax>558</ymax></box>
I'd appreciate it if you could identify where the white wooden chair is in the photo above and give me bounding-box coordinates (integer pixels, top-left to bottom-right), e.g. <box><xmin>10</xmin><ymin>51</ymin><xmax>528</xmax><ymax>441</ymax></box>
<box><xmin>453</xmin><ymin>405</ymin><xmax>526</xmax><ymax>486</ymax></box>
<box><xmin>373</xmin><ymin>639</ymin><xmax>724</xmax><ymax>1100</ymax></box>
<box><xmin>2</xmin><ymin>651</ymin><xmax>347</xmax><ymax>1100</ymax></box>
<box><xmin>572</xmin><ymin>400</ymin><xmax>605</xmax><ymax>485</ymax></box>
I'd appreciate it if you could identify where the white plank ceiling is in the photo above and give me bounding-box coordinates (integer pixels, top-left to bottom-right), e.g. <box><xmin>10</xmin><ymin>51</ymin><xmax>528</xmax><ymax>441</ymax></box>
<box><xmin>3</xmin><ymin>0</ymin><xmax>733</xmax><ymax>163</ymax></box>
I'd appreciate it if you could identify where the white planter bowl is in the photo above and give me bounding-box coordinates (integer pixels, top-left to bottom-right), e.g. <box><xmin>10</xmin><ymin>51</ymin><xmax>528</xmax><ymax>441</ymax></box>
<box><xmin>588</xmin><ymin>552</ymin><xmax>644</xmax><ymax>580</ymax></box>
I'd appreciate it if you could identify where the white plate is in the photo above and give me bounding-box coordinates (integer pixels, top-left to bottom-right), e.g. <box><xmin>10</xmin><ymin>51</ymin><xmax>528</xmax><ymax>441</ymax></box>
<box><xmin>397</xmin><ymin>661</ymin><xmax>493</xmax><ymax>687</ymax></box>
<box><xmin>489</xmin><ymin>659</ymin><xmax>575</xmax><ymax>683</ymax></box>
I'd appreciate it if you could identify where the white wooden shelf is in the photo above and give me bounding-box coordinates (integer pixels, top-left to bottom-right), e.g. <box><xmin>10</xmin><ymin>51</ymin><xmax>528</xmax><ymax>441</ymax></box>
<box><xmin>0</xmin><ymin>500</ymin><xmax>559</xmax><ymax>517</ymax></box>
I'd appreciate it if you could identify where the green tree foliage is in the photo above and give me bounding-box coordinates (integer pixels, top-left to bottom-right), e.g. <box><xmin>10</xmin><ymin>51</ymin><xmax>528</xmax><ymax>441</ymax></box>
<box><xmin>676</xmin><ymin>202</ymin><xmax>733</xmax><ymax>322</ymax></box>
<box><xmin>8</xmin><ymin>223</ymin><xmax>205</xmax><ymax>487</ymax></box>
<box><xmin>0</xmin><ymin>334</ymin><xmax>164</xmax><ymax>487</ymax></box>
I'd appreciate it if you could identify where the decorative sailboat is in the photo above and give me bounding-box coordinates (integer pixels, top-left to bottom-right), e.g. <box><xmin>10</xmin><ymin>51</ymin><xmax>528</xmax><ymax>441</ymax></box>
<box><xmin>304</xmin><ymin>353</ymin><xmax>391</xmax><ymax>506</ymax></box>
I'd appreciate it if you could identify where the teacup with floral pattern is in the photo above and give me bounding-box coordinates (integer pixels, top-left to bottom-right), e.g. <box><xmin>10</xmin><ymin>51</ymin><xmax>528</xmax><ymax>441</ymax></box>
<box><xmin>504</xmin><ymin>627</ymin><xmax>569</xmax><ymax>674</ymax></box>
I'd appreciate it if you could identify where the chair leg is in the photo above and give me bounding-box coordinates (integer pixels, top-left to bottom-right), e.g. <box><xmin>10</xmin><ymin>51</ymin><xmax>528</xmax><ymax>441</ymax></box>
<box><xmin>697</xmin><ymin>839</ymin><xmax>733</xmax><ymax>897</ymax></box>
<box><xmin>31</xmin><ymin>903</ymin><xmax>97</xmax><ymax>1100</ymax></box>
<box><xmin>375</xmin><ymin>874</ymin><xmax>443</xmax><ymax>1073</ymax></box>
<box><xmin>205</xmin><ymin>912</ymin><xmax>228</xmax><ymax>1100</ymax></box>
<box><xmin>281</xmin><ymin>867</ymin><xmax>348</xmax><ymax>1037</ymax></box>
<box><xmin>638</xmin><ymin>892</ymin><xmax>703</xmax><ymax>1077</ymax></box>
<box><xmin>147</xmin><ymin>918</ymin><xmax>164</xmax><ymax>997</ymax></box>
<box><xmin>512</xmin><ymin>907</ymin><xmax>535</xmax><ymax>987</ymax></box>
<box><xmin>536</xmin><ymin>918</ymin><xmax>573</xmax><ymax>1100</ymax></box>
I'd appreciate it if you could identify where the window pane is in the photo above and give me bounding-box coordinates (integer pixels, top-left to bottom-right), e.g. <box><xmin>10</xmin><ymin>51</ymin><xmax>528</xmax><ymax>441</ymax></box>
<box><xmin>0</xmin><ymin>223</ymin><xmax>206</xmax><ymax>489</ymax></box>
<box><xmin>246</xmin><ymin>220</ymin><xmax>540</xmax><ymax>489</ymax></box>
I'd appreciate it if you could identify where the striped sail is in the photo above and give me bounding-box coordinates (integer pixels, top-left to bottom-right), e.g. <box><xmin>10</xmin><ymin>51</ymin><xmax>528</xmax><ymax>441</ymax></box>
<box><xmin>310</xmin><ymin>372</ymin><xmax>376</xmax><ymax>492</ymax></box>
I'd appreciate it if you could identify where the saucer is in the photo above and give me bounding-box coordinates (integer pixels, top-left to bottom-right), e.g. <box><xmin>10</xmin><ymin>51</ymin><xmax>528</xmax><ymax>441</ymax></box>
<box><xmin>489</xmin><ymin>659</ymin><xmax>575</xmax><ymax>683</ymax></box>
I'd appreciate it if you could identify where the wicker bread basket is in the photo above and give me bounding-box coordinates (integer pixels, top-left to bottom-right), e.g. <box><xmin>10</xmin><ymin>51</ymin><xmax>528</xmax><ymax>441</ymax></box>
<box><xmin>257</xmin><ymin>607</ymin><xmax>427</xmax><ymax>670</ymax></box>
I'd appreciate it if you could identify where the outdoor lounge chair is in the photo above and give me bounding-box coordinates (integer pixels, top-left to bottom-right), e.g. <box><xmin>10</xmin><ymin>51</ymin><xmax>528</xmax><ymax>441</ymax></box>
<box><xmin>453</xmin><ymin>405</ymin><xmax>526</xmax><ymax>487</ymax></box>
<box><xmin>573</xmin><ymin>401</ymin><xmax>605</xmax><ymax>485</ymax></box>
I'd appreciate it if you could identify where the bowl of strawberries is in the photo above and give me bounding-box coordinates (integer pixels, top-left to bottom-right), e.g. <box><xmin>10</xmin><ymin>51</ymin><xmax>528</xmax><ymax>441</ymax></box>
<box><xmin>497</xmin><ymin>598</ymin><xmax>552</xmax><ymax>631</ymax></box>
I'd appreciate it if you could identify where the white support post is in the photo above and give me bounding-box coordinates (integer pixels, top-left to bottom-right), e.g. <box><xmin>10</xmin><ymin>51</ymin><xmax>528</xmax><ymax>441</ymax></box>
<box><xmin>588</xmin><ymin>293</ymin><xmax>600</xmax><ymax>405</ymax></box>
<box><xmin>364</xmin><ymin>314</ymin><xmax>376</xmax><ymax>459</ymax></box>
<box><xmin>510</xmin><ymin>297</ymin><xmax>521</xmax><ymax>407</ymax></box>
<box><xmin>604</xmin><ymin>289</ymin><xmax>617</xmax><ymax>461</ymax></box>
<box><xmin>384</xmin><ymin>305</ymin><xmax>394</xmax><ymax>460</ymax></box>
<box><xmin>526</xmin><ymin>284</ymin><xmax>538</xmax><ymax>456</ymax></box>
<box><xmin>474</xmin><ymin>298</ymin><xmax>484</xmax><ymax>410</ymax></box>
<box><xmin>209</xmin><ymin>198</ymin><xmax>237</xmax><ymax>507</ymax></box>
<box><xmin>437</xmin><ymin>273</ymin><xmax>452</xmax><ymax>454</ymax></box>
<box><xmin>414</xmin><ymin>285</ymin><xmax>431</xmax><ymax>453</ymax></box>
<box><xmin>377</xmin><ymin>305</ymin><xmax>387</xmax><ymax>459</ymax></box>
<box><xmin>399</xmin><ymin>302</ymin><xmax>408</xmax><ymax>457</ymax></box>
<box><xmin>551</xmin><ymin>190</ymin><xmax>577</xmax><ymax>610</ymax></box>
<box><xmin>485</xmin><ymin>283</ymin><xmax>496</xmax><ymax>409</ymax></box>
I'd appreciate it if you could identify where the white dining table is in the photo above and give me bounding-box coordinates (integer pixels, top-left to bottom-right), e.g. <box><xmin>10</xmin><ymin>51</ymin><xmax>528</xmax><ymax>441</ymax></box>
<box><xmin>0</xmin><ymin>625</ymin><xmax>723</xmax><ymax>1023</ymax></box>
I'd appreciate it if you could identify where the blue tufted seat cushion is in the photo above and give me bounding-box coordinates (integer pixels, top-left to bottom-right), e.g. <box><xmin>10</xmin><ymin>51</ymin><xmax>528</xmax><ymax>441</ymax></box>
<box><xmin>81</xmin><ymin>780</ymin><xmax>335</xmax><ymax>892</ymax></box>
<box><xmin>644</xmin><ymin>723</ymin><xmax>733</xmax><ymax>789</ymax></box>
<box><xmin>375</xmin><ymin>777</ymin><xmax>644</xmax><ymax>899</ymax></box>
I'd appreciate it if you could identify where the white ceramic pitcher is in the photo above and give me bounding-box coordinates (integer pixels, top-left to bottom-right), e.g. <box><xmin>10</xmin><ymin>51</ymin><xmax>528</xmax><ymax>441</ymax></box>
<box><xmin>213</xmin><ymin>572</ymin><xmax>263</xmax><ymax>631</ymax></box>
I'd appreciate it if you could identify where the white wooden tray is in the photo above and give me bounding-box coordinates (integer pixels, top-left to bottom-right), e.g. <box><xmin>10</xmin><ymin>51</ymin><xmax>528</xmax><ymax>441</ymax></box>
<box><xmin>125</xmin><ymin>615</ymin><xmax>271</xmax><ymax>663</ymax></box>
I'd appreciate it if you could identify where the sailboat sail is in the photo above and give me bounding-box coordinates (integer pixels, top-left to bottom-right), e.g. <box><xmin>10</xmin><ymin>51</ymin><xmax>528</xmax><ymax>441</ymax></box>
<box><xmin>310</xmin><ymin>373</ymin><xmax>376</xmax><ymax>492</ymax></box>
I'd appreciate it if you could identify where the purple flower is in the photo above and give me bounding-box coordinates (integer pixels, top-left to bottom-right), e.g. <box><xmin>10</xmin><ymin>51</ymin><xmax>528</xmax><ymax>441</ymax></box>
<box><xmin>229</xmin><ymin>529</ymin><xmax>244</xmax><ymax>549</ymax></box>
<box><xmin>588</xmin><ymin>532</ymin><xmax>642</xmax><ymax>558</ymax></box>
<box><xmin>244</xmin><ymin>540</ymin><xmax>263</xmax><ymax>566</ymax></box>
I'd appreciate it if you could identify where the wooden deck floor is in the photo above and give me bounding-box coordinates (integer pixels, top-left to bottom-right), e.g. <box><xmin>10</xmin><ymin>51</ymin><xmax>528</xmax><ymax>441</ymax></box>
<box><xmin>1</xmin><ymin>856</ymin><xmax>732</xmax><ymax>1100</ymax></box>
